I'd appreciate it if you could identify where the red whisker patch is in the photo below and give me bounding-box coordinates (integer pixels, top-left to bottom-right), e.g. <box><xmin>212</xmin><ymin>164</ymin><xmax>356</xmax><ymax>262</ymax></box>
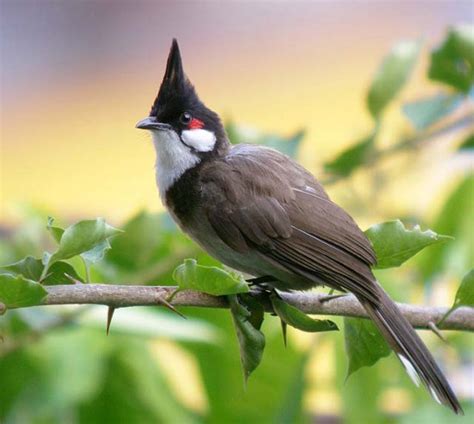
<box><xmin>188</xmin><ymin>118</ymin><xmax>204</xmax><ymax>129</ymax></box>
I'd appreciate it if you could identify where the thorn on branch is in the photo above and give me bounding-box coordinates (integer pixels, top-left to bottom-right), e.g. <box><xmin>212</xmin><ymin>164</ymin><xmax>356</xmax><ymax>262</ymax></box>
<box><xmin>106</xmin><ymin>306</ymin><xmax>115</xmax><ymax>335</ymax></box>
<box><xmin>157</xmin><ymin>291</ymin><xmax>186</xmax><ymax>319</ymax></box>
<box><xmin>280</xmin><ymin>319</ymin><xmax>287</xmax><ymax>347</ymax></box>
<box><xmin>165</xmin><ymin>288</ymin><xmax>180</xmax><ymax>303</ymax></box>
<box><xmin>319</xmin><ymin>293</ymin><xmax>347</xmax><ymax>303</ymax></box>
<box><xmin>19</xmin><ymin>284</ymin><xmax>473</xmax><ymax>332</ymax></box>
<box><xmin>64</xmin><ymin>273</ymin><xmax>83</xmax><ymax>285</ymax></box>
<box><xmin>428</xmin><ymin>321</ymin><xmax>447</xmax><ymax>343</ymax></box>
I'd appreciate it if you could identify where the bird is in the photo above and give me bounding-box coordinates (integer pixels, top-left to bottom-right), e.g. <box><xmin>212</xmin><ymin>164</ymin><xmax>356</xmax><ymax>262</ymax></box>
<box><xmin>136</xmin><ymin>39</ymin><xmax>462</xmax><ymax>414</ymax></box>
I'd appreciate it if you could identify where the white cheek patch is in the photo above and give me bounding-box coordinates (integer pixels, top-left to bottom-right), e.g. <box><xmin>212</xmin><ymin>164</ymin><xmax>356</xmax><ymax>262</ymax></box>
<box><xmin>151</xmin><ymin>130</ymin><xmax>200</xmax><ymax>203</ymax></box>
<box><xmin>181</xmin><ymin>129</ymin><xmax>216</xmax><ymax>152</ymax></box>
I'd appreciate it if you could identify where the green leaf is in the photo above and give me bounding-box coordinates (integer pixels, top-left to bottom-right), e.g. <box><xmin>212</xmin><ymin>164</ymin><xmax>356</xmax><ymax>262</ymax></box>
<box><xmin>429</xmin><ymin>24</ymin><xmax>474</xmax><ymax>92</ymax></box>
<box><xmin>418</xmin><ymin>175</ymin><xmax>474</xmax><ymax>280</ymax></box>
<box><xmin>81</xmin><ymin>240</ymin><xmax>112</xmax><ymax>264</ymax></box>
<box><xmin>271</xmin><ymin>294</ymin><xmax>338</xmax><ymax>332</ymax></box>
<box><xmin>228</xmin><ymin>294</ymin><xmax>265</xmax><ymax>381</ymax></box>
<box><xmin>105</xmin><ymin>211</ymin><xmax>166</xmax><ymax>270</ymax></box>
<box><xmin>103</xmin><ymin>211</ymin><xmax>196</xmax><ymax>286</ymax></box>
<box><xmin>368</xmin><ymin>40</ymin><xmax>420</xmax><ymax>118</ymax></box>
<box><xmin>47</xmin><ymin>217</ymin><xmax>64</xmax><ymax>243</ymax></box>
<box><xmin>324</xmin><ymin>132</ymin><xmax>376</xmax><ymax>177</ymax></box>
<box><xmin>0</xmin><ymin>256</ymin><xmax>43</xmax><ymax>281</ymax></box>
<box><xmin>439</xmin><ymin>269</ymin><xmax>474</xmax><ymax>328</ymax></box>
<box><xmin>344</xmin><ymin>317</ymin><xmax>391</xmax><ymax>377</ymax></box>
<box><xmin>459</xmin><ymin>133</ymin><xmax>474</xmax><ymax>151</ymax></box>
<box><xmin>0</xmin><ymin>274</ymin><xmax>47</xmax><ymax>308</ymax></box>
<box><xmin>43</xmin><ymin>262</ymin><xmax>83</xmax><ymax>285</ymax></box>
<box><xmin>402</xmin><ymin>93</ymin><xmax>462</xmax><ymax>130</ymax></box>
<box><xmin>239</xmin><ymin>293</ymin><xmax>265</xmax><ymax>330</ymax></box>
<box><xmin>48</xmin><ymin>218</ymin><xmax>122</xmax><ymax>266</ymax></box>
<box><xmin>365</xmin><ymin>220</ymin><xmax>452</xmax><ymax>269</ymax></box>
<box><xmin>452</xmin><ymin>269</ymin><xmax>474</xmax><ymax>309</ymax></box>
<box><xmin>173</xmin><ymin>259</ymin><xmax>249</xmax><ymax>296</ymax></box>
<box><xmin>0</xmin><ymin>256</ymin><xmax>82</xmax><ymax>285</ymax></box>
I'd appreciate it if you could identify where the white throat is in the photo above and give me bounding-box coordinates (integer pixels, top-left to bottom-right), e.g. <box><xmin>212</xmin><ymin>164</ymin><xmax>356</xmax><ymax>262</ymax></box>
<box><xmin>152</xmin><ymin>130</ymin><xmax>201</xmax><ymax>203</ymax></box>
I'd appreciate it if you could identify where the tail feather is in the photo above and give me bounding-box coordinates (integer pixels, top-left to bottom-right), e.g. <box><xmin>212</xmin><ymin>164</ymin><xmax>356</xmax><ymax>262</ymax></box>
<box><xmin>358</xmin><ymin>284</ymin><xmax>463</xmax><ymax>415</ymax></box>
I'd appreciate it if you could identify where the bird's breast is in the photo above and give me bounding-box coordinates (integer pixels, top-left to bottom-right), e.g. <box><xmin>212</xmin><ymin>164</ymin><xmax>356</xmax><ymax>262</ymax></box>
<box><xmin>164</xmin><ymin>164</ymin><xmax>203</xmax><ymax>225</ymax></box>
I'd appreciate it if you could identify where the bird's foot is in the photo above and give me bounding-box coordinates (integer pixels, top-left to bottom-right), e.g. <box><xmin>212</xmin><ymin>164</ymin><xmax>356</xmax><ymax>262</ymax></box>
<box><xmin>247</xmin><ymin>275</ymin><xmax>275</xmax><ymax>288</ymax></box>
<box><xmin>245</xmin><ymin>280</ymin><xmax>287</xmax><ymax>346</ymax></box>
<box><xmin>246</xmin><ymin>276</ymin><xmax>277</xmax><ymax>297</ymax></box>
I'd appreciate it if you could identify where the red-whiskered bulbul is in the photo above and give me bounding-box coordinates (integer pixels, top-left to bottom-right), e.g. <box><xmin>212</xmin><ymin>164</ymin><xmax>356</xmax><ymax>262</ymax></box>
<box><xmin>136</xmin><ymin>39</ymin><xmax>462</xmax><ymax>414</ymax></box>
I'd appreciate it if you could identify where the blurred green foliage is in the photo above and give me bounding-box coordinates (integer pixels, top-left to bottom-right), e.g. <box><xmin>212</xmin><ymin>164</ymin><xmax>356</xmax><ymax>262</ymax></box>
<box><xmin>324</xmin><ymin>131</ymin><xmax>377</xmax><ymax>178</ymax></box>
<box><xmin>0</xmin><ymin>25</ymin><xmax>473</xmax><ymax>423</ymax></box>
<box><xmin>429</xmin><ymin>25</ymin><xmax>474</xmax><ymax>92</ymax></box>
<box><xmin>459</xmin><ymin>133</ymin><xmax>474</xmax><ymax>150</ymax></box>
<box><xmin>367</xmin><ymin>40</ymin><xmax>420</xmax><ymax>119</ymax></box>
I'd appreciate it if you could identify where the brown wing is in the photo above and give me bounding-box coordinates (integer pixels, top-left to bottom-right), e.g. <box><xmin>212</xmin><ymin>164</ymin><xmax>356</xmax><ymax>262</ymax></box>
<box><xmin>200</xmin><ymin>144</ymin><xmax>378</xmax><ymax>301</ymax></box>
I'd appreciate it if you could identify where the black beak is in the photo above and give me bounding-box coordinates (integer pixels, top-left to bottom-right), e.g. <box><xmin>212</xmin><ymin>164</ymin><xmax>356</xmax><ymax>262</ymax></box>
<box><xmin>135</xmin><ymin>117</ymin><xmax>172</xmax><ymax>131</ymax></box>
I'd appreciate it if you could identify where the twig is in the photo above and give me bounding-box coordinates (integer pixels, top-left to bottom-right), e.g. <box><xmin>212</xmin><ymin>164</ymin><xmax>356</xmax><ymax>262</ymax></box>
<box><xmin>322</xmin><ymin>112</ymin><xmax>474</xmax><ymax>186</ymax></box>
<box><xmin>9</xmin><ymin>284</ymin><xmax>473</xmax><ymax>332</ymax></box>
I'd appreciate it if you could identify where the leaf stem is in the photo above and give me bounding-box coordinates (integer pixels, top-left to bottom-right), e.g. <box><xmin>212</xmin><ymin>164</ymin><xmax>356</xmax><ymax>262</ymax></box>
<box><xmin>81</xmin><ymin>257</ymin><xmax>91</xmax><ymax>283</ymax></box>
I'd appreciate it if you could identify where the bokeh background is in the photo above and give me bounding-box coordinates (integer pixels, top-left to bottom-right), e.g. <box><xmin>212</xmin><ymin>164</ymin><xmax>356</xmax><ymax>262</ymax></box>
<box><xmin>1</xmin><ymin>1</ymin><xmax>473</xmax><ymax>423</ymax></box>
<box><xmin>1</xmin><ymin>0</ymin><xmax>471</xmax><ymax>223</ymax></box>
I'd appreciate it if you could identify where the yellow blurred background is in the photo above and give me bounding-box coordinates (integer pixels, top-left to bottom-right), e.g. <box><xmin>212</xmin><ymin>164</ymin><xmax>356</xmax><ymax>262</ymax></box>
<box><xmin>1</xmin><ymin>0</ymin><xmax>472</xmax><ymax>225</ymax></box>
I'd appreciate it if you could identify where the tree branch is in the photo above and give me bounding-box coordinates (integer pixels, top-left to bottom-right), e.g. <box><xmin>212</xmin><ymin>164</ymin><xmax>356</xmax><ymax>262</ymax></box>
<box><xmin>17</xmin><ymin>284</ymin><xmax>474</xmax><ymax>332</ymax></box>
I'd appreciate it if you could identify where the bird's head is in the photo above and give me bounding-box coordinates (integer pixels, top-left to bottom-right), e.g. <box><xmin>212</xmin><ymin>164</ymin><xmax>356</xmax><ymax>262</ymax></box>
<box><xmin>136</xmin><ymin>39</ymin><xmax>228</xmax><ymax>158</ymax></box>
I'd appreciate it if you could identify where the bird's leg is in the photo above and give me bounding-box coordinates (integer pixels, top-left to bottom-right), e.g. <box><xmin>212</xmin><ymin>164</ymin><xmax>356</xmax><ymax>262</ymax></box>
<box><xmin>246</xmin><ymin>279</ymin><xmax>288</xmax><ymax>345</ymax></box>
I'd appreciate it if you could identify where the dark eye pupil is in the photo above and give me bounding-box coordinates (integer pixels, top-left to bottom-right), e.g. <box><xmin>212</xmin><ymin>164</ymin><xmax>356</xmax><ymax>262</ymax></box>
<box><xmin>181</xmin><ymin>112</ymin><xmax>192</xmax><ymax>124</ymax></box>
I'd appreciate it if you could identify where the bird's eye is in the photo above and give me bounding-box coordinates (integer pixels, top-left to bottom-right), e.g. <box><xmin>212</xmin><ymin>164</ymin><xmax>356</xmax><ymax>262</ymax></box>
<box><xmin>180</xmin><ymin>112</ymin><xmax>192</xmax><ymax>125</ymax></box>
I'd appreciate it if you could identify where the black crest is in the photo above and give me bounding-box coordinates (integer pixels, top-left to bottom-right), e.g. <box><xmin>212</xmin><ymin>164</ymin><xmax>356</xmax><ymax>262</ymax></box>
<box><xmin>148</xmin><ymin>39</ymin><xmax>228</xmax><ymax>151</ymax></box>
<box><xmin>150</xmin><ymin>39</ymin><xmax>201</xmax><ymax>122</ymax></box>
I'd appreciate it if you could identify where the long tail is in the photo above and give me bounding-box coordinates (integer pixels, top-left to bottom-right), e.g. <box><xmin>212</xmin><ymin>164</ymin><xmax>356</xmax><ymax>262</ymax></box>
<box><xmin>358</xmin><ymin>283</ymin><xmax>463</xmax><ymax>414</ymax></box>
